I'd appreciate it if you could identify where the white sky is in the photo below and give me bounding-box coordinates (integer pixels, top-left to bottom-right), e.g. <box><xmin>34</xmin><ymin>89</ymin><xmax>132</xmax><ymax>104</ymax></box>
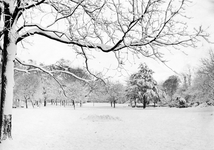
<box><xmin>17</xmin><ymin>0</ymin><xmax>214</xmax><ymax>84</ymax></box>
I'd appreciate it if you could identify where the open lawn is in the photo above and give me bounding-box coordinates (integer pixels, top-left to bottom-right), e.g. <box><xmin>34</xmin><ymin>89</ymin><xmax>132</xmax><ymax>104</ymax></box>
<box><xmin>1</xmin><ymin>103</ymin><xmax>214</xmax><ymax>150</ymax></box>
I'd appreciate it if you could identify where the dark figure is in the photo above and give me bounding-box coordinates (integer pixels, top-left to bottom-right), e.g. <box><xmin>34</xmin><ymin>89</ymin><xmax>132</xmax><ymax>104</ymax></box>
<box><xmin>110</xmin><ymin>96</ymin><xmax>116</xmax><ymax>108</ymax></box>
<box><xmin>143</xmin><ymin>94</ymin><xmax>147</xmax><ymax>109</ymax></box>
<box><xmin>72</xmin><ymin>100</ymin><xmax>75</xmax><ymax>110</ymax></box>
<box><xmin>25</xmin><ymin>97</ymin><xmax>28</xmax><ymax>109</ymax></box>
<box><xmin>44</xmin><ymin>99</ymin><xmax>47</xmax><ymax>107</ymax></box>
<box><xmin>113</xmin><ymin>99</ymin><xmax>116</xmax><ymax>108</ymax></box>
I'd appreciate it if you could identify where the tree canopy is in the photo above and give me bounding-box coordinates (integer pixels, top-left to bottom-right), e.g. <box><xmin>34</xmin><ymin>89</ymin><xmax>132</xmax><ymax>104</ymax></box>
<box><xmin>162</xmin><ymin>75</ymin><xmax>180</xmax><ymax>100</ymax></box>
<box><xmin>126</xmin><ymin>63</ymin><xmax>160</xmax><ymax>107</ymax></box>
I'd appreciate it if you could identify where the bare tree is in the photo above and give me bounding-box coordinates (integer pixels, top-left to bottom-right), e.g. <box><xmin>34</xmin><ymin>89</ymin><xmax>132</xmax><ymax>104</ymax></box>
<box><xmin>0</xmin><ymin>0</ymin><xmax>208</xmax><ymax>141</ymax></box>
<box><xmin>188</xmin><ymin>50</ymin><xmax>214</xmax><ymax>105</ymax></box>
<box><xmin>105</xmin><ymin>81</ymin><xmax>126</xmax><ymax>108</ymax></box>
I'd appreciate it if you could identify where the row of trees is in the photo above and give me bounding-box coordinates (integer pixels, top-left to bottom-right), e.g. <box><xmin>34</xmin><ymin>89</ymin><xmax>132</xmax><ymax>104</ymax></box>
<box><xmin>12</xmin><ymin>57</ymin><xmax>214</xmax><ymax>110</ymax></box>
<box><xmin>12</xmin><ymin>60</ymin><xmax>190</xmax><ymax>110</ymax></box>
<box><xmin>12</xmin><ymin>59</ymin><xmax>91</xmax><ymax>108</ymax></box>
<box><xmin>13</xmin><ymin>60</ymin><xmax>184</xmax><ymax>110</ymax></box>
<box><xmin>11</xmin><ymin>59</ymin><xmax>127</xmax><ymax>109</ymax></box>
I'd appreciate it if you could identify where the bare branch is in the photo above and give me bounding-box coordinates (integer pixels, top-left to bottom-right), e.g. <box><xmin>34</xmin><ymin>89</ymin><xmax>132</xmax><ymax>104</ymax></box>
<box><xmin>15</xmin><ymin>57</ymin><xmax>90</xmax><ymax>83</ymax></box>
<box><xmin>80</xmin><ymin>47</ymin><xmax>106</xmax><ymax>84</ymax></box>
<box><xmin>16</xmin><ymin>24</ymin><xmax>114</xmax><ymax>51</ymax></box>
<box><xmin>19</xmin><ymin>0</ymin><xmax>46</xmax><ymax>10</ymax></box>
<box><xmin>47</xmin><ymin>0</ymin><xmax>85</xmax><ymax>28</ymax></box>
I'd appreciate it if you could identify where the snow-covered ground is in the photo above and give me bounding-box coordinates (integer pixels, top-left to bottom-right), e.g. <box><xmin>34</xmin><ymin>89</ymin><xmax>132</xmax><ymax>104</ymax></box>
<box><xmin>1</xmin><ymin>103</ymin><xmax>214</xmax><ymax>150</ymax></box>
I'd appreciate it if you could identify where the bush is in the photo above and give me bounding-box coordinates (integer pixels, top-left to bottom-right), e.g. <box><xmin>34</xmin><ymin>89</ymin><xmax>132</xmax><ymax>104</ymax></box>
<box><xmin>168</xmin><ymin>100</ymin><xmax>179</xmax><ymax>108</ymax></box>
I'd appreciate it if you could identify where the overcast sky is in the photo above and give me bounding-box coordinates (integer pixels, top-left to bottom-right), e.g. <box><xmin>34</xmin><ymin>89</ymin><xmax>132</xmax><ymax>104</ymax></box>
<box><xmin>17</xmin><ymin>0</ymin><xmax>214</xmax><ymax>84</ymax></box>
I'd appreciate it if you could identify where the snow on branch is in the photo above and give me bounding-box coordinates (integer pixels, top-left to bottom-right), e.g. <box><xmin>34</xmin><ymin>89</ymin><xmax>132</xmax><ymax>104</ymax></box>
<box><xmin>15</xmin><ymin>58</ymin><xmax>52</xmax><ymax>75</ymax></box>
<box><xmin>50</xmin><ymin>70</ymin><xmax>90</xmax><ymax>83</ymax></box>
<box><xmin>15</xmin><ymin>58</ymin><xmax>91</xmax><ymax>83</ymax></box>
<box><xmin>16</xmin><ymin>24</ymin><xmax>113</xmax><ymax>51</ymax></box>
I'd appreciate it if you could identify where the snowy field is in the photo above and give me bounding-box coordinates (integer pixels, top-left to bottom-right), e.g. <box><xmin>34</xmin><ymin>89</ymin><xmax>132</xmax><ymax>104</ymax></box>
<box><xmin>1</xmin><ymin>103</ymin><xmax>214</xmax><ymax>150</ymax></box>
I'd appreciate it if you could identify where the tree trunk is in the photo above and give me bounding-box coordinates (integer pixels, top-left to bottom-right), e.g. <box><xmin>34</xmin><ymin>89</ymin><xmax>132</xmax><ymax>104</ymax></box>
<box><xmin>0</xmin><ymin>2</ymin><xmax>18</xmax><ymax>141</ymax></box>
<box><xmin>30</xmin><ymin>98</ymin><xmax>34</xmax><ymax>108</ymax></box>
<box><xmin>143</xmin><ymin>95</ymin><xmax>147</xmax><ymax>109</ymax></box>
<box><xmin>44</xmin><ymin>98</ymin><xmax>47</xmax><ymax>107</ymax></box>
<box><xmin>80</xmin><ymin>101</ymin><xmax>82</xmax><ymax>107</ymax></box>
<box><xmin>25</xmin><ymin>97</ymin><xmax>28</xmax><ymax>109</ymax></box>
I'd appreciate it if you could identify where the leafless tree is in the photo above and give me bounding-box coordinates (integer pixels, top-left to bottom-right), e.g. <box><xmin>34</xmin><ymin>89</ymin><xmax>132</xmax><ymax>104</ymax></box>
<box><xmin>189</xmin><ymin>50</ymin><xmax>214</xmax><ymax>105</ymax></box>
<box><xmin>0</xmin><ymin>0</ymin><xmax>208</xmax><ymax>141</ymax></box>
